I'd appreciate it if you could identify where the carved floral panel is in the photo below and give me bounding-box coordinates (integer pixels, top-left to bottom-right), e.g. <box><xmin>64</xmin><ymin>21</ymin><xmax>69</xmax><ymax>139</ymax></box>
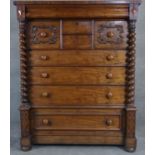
<box><xmin>31</xmin><ymin>25</ymin><xmax>57</xmax><ymax>44</ymax></box>
<box><xmin>95</xmin><ymin>21</ymin><xmax>128</xmax><ymax>49</ymax></box>
<box><xmin>28</xmin><ymin>21</ymin><xmax>60</xmax><ymax>49</ymax></box>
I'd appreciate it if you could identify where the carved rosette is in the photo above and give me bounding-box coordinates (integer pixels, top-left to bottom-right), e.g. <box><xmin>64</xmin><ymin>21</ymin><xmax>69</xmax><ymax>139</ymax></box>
<box><xmin>126</xmin><ymin>20</ymin><xmax>136</xmax><ymax>106</ymax></box>
<box><xmin>97</xmin><ymin>24</ymin><xmax>124</xmax><ymax>44</ymax></box>
<box><xmin>31</xmin><ymin>26</ymin><xmax>57</xmax><ymax>44</ymax></box>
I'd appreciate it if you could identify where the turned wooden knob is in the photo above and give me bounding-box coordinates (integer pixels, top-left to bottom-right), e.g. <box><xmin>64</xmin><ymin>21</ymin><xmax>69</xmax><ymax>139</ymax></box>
<box><xmin>106</xmin><ymin>92</ymin><xmax>113</xmax><ymax>99</ymax></box>
<box><xmin>41</xmin><ymin>73</ymin><xmax>48</xmax><ymax>78</ymax></box>
<box><xmin>42</xmin><ymin>119</ymin><xmax>49</xmax><ymax>125</ymax></box>
<box><xmin>41</xmin><ymin>92</ymin><xmax>49</xmax><ymax>97</ymax></box>
<box><xmin>40</xmin><ymin>32</ymin><xmax>47</xmax><ymax>37</ymax></box>
<box><xmin>106</xmin><ymin>55</ymin><xmax>114</xmax><ymax>61</ymax></box>
<box><xmin>40</xmin><ymin>55</ymin><xmax>48</xmax><ymax>60</ymax></box>
<box><xmin>106</xmin><ymin>119</ymin><xmax>113</xmax><ymax>126</ymax></box>
<box><xmin>106</xmin><ymin>73</ymin><xmax>113</xmax><ymax>79</ymax></box>
<box><xmin>107</xmin><ymin>31</ymin><xmax>114</xmax><ymax>38</ymax></box>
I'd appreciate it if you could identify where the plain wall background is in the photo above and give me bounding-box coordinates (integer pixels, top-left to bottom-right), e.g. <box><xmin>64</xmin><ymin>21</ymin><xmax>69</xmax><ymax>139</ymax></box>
<box><xmin>10</xmin><ymin>0</ymin><xmax>145</xmax><ymax>153</ymax></box>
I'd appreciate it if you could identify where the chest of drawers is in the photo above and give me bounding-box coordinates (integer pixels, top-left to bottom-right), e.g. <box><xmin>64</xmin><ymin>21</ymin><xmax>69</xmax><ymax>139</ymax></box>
<box><xmin>14</xmin><ymin>0</ymin><xmax>141</xmax><ymax>152</ymax></box>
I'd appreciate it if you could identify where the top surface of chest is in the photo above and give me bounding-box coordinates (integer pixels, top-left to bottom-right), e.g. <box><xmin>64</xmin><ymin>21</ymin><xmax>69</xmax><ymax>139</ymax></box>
<box><xmin>14</xmin><ymin>0</ymin><xmax>142</xmax><ymax>4</ymax></box>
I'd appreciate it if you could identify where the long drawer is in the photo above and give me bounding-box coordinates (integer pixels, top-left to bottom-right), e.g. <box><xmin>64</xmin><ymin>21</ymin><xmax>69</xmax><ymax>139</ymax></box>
<box><xmin>31</xmin><ymin>108</ymin><xmax>124</xmax><ymax>144</ymax></box>
<box><xmin>31</xmin><ymin>108</ymin><xmax>124</xmax><ymax>131</ymax></box>
<box><xmin>30</xmin><ymin>67</ymin><xmax>126</xmax><ymax>85</ymax></box>
<box><xmin>32</xmin><ymin>115</ymin><xmax>121</xmax><ymax>131</ymax></box>
<box><xmin>30</xmin><ymin>86</ymin><xmax>125</xmax><ymax>106</ymax></box>
<box><xmin>29</xmin><ymin>50</ymin><xmax>126</xmax><ymax>66</ymax></box>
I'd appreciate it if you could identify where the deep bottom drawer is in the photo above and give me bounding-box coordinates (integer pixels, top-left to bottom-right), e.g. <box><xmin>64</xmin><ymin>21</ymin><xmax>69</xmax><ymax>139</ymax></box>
<box><xmin>32</xmin><ymin>115</ymin><xmax>122</xmax><ymax>131</ymax></box>
<box><xmin>31</xmin><ymin>108</ymin><xmax>125</xmax><ymax>145</ymax></box>
<box><xmin>32</xmin><ymin>135</ymin><xmax>124</xmax><ymax>145</ymax></box>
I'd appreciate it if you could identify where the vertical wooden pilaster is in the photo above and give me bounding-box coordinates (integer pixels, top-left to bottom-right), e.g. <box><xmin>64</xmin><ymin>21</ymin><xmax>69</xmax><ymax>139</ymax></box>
<box><xmin>17</xmin><ymin>5</ymin><xmax>31</xmax><ymax>151</ymax></box>
<box><xmin>125</xmin><ymin>2</ymin><xmax>139</xmax><ymax>151</ymax></box>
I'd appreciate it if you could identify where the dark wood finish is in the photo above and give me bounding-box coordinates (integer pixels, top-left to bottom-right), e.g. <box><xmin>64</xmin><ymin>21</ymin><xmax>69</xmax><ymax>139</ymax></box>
<box><xmin>125</xmin><ymin>20</ymin><xmax>137</xmax><ymax>152</ymax></box>
<box><xmin>14</xmin><ymin>0</ymin><xmax>141</xmax><ymax>152</ymax></box>
<box><xmin>30</xmin><ymin>50</ymin><xmax>127</xmax><ymax>67</ymax></box>
<box><xmin>95</xmin><ymin>21</ymin><xmax>128</xmax><ymax>49</ymax></box>
<box><xmin>14</xmin><ymin>0</ymin><xmax>142</xmax><ymax>5</ymax></box>
<box><xmin>27</xmin><ymin>20</ymin><xmax>60</xmax><ymax>49</ymax></box>
<box><xmin>63</xmin><ymin>20</ymin><xmax>92</xmax><ymax>34</ymax></box>
<box><xmin>63</xmin><ymin>35</ymin><xmax>92</xmax><ymax>49</ymax></box>
<box><xmin>25</xmin><ymin>5</ymin><xmax>129</xmax><ymax>19</ymax></box>
<box><xmin>32</xmin><ymin>136</ymin><xmax>124</xmax><ymax>145</ymax></box>
<box><xmin>32</xmin><ymin>115</ymin><xmax>121</xmax><ymax>130</ymax></box>
<box><xmin>30</xmin><ymin>67</ymin><xmax>126</xmax><ymax>85</ymax></box>
<box><xmin>30</xmin><ymin>86</ymin><xmax>125</xmax><ymax>106</ymax></box>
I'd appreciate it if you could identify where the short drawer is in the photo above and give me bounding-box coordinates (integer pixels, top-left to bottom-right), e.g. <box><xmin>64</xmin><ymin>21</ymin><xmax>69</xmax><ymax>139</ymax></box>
<box><xmin>30</xmin><ymin>86</ymin><xmax>125</xmax><ymax>106</ymax></box>
<box><xmin>95</xmin><ymin>21</ymin><xmax>128</xmax><ymax>49</ymax></box>
<box><xmin>27</xmin><ymin>20</ymin><xmax>60</xmax><ymax>49</ymax></box>
<box><xmin>29</xmin><ymin>50</ymin><xmax>126</xmax><ymax>66</ymax></box>
<box><xmin>63</xmin><ymin>35</ymin><xmax>92</xmax><ymax>49</ymax></box>
<box><xmin>63</xmin><ymin>20</ymin><xmax>92</xmax><ymax>34</ymax></box>
<box><xmin>31</xmin><ymin>114</ymin><xmax>122</xmax><ymax>131</ymax></box>
<box><xmin>30</xmin><ymin>67</ymin><xmax>126</xmax><ymax>85</ymax></box>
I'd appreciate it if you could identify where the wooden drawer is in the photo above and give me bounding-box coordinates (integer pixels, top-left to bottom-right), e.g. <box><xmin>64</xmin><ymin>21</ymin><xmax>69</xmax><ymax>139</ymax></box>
<box><xmin>30</xmin><ymin>67</ymin><xmax>126</xmax><ymax>85</ymax></box>
<box><xmin>26</xmin><ymin>5</ymin><xmax>129</xmax><ymax>19</ymax></box>
<box><xmin>63</xmin><ymin>20</ymin><xmax>92</xmax><ymax>34</ymax></box>
<box><xmin>27</xmin><ymin>20</ymin><xmax>60</xmax><ymax>49</ymax></box>
<box><xmin>63</xmin><ymin>35</ymin><xmax>92</xmax><ymax>49</ymax></box>
<box><xmin>32</xmin><ymin>114</ymin><xmax>122</xmax><ymax>131</ymax></box>
<box><xmin>95</xmin><ymin>21</ymin><xmax>128</xmax><ymax>49</ymax></box>
<box><xmin>30</xmin><ymin>86</ymin><xmax>125</xmax><ymax>106</ymax></box>
<box><xmin>31</xmin><ymin>108</ymin><xmax>124</xmax><ymax>145</ymax></box>
<box><xmin>30</xmin><ymin>50</ymin><xmax>126</xmax><ymax>66</ymax></box>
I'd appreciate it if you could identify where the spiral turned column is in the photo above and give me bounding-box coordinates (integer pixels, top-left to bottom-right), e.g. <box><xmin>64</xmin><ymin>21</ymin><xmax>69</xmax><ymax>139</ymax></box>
<box><xmin>125</xmin><ymin>20</ymin><xmax>137</xmax><ymax>152</ymax></box>
<box><xmin>126</xmin><ymin>20</ymin><xmax>136</xmax><ymax>106</ymax></box>
<box><xmin>19</xmin><ymin>21</ymin><xmax>29</xmax><ymax>104</ymax></box>
<box><xmin>19</xmin><ymin>20</ymin><xmax>31</xmax><ymax>151</ymax></box>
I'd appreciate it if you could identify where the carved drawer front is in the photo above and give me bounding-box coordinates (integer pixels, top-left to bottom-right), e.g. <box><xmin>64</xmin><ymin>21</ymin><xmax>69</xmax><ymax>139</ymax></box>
<box><xmin>30</xmin><ymin>50</ymin><xmax>126</xmax><ymax>66</ymax></box>
<box><xmin>32</xmin><ymin>114</ymin><xmax>122</xmax><ymax>131</ymax></box>
<box><xmin>27</xmin><ymin>21</ymin><xmax>60</xmax><ymax>49</ymax></box>
<box><xmin>30</xmin><ymin>67</ymin><xmax>126</xmax><ymax>85</ymax></box>
<box><xmin>95</xmin><ymin>21</ymin><xmax>128</xmax><ymax>49</ymax></box>
<box><xmin>30</xmin><ymin>86</ymin><xmax>125</xmax><ymax>106</ymax></box>
<box><xmin>63</xmin><ymin>20</ymin><xmax>92</xmax><ymax>34</ymax></box>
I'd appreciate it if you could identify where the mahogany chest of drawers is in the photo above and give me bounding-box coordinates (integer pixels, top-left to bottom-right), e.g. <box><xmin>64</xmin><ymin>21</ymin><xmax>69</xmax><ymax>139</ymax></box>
<box><xmin>14</xmin><ymin>0</ymin><xmax>141</xmax><ymax>152</ymax></box>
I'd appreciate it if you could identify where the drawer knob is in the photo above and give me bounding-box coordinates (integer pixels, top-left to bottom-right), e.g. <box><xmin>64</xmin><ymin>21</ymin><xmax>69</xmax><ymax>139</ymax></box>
<box><xmin>42</xmin><ymin>119</ymin><xmax>49</xmax><ymax>125</ymax></box>
<box><xmin>42</xmin><ymin>92</ymin><xmax>49</xmax><ymax>97</ymax></box>
<box><xmin>106</xmin><ymin>92</ymin><xmax>113</xmax><ymax>99</ymax></box>
<box><xmin>41</xmin><ymin>73</ymin><xmax>48</xmax><ymax>78</ymax></box>
<box><xmin>106</xmin><ymin>73</ymin><xmax>113</xmax><ymax>79</ymax></box>
<box><xmin>40</xmin><ymin>55</ymin><xmax>48</xmax><ymax>60</ymax></box>
<box><xmin>106</xmin><ymin>119</ymin><xmax>113</xmax><ymax>126</ymax></box>
<box><xmin>107</xmin><ymin>31</ymin><xmax>114</xmax><ymax>38</ymax></box>
<box><xmin>106</xmin><ymin>55</ymin><xmax>114</xmax><ymax>61</ymax></box>
<box><xmin>40</xmin><ymin>32</ymin><xmax>47</xmax><ymax>38</ymax></box>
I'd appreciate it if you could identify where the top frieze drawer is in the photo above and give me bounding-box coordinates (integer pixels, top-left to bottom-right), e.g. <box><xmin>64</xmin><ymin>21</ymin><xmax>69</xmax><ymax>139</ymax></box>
<box><xmin>25</xmin><ymin>5</ymin><xmax>129</xmax><ymax>19</ymax></box>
